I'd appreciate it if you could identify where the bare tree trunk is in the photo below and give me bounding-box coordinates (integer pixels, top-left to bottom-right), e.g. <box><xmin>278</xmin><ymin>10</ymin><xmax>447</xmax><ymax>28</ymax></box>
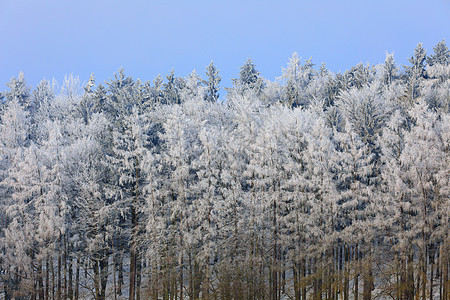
<box><xmin>112</xmin><ymin>239</ymin><xmax>117</xmax><ymax>300</ymax></box>
<box><xmin>344</xmin><ymin>245</ymin><xmax>349</xmax><ymax>300</ymax></box>
<box><xmin>38</xmin><ymin>261</ymin><xmax>44</xmax><ymax>300</ymax></box>
<box><xmin>57</xmin><ymin>251</ymin><xmax>62</xmax><ymax>300</ymax></box>
<box><xmin>293</xmin><ymin>263</ymin><xmax>299</xmax><ymax>300</ymax></box>
<box><xmin>137</xmin><ymin>254</ymin><xmax>141</xmax><ymax>300</ymax></box>
<box><xmin>301</xmin><ymin>258</ymin><xmax>307</xmax><ymax>300</ymax></box>
<box><xmin>75</xmin><ymin>258</ymin><xmax>80</xmax><ymax>300</ymax></box>
<box><xmin>281</xmin><ymin>251</ymin><xmax>286</xmax><ymax>298</ymax></box>
<box><xmin>203</xmin><ymin>262</ymin><xmax>209</xmax><ymax>300</ymax></box>
<box><xmin>45</xmin><ymin>257</ymin><xmax>50</xmax><ymax>300</ymax></box>
<box><xmin>422</xmin><ymin>245</ymin><xmax>427</xmax><ymax>300</ymax></box>
<box><xmin>116</xmin><ymin>246</ymin><xmax>124</xmax><ymax>296</ymax></box>
<box><xmin>362</xmin><ymin>255</ymin><xmax>373</xmax><ymax>300</ymax></box>
<box><xmin>94</xmin><ymin>260</ymin><xmax>100</xmax><ymax>299</ymax></box>
<box><xmin>442</xmin><ymin>242</ymin><xmax>449</xmax><ymax>300</ymax></box>
<box><xmin>430</xmin><ymin>252</ymin><xmax>434</xmax><ymax>300</ymax></box>
<box><xmin>338</xmin><ymin>245</ymin><xmax>344</xmax><ymax>300</ymax></box>
<box><xmin>406</xmin><ymin>251</ymin><xmax>415</xmax><ymax>300</ymax></box>
<box><xmin>51</xmin><ymin>256</ymin><xmax>55</xmax><ymax>300</ymax></box>
<box><xmin>179</xmin><ymin>254</ymin><xmax>183</xmax><ymax>300</ymax></box>
<box><xmin>68</xmin><ymin>256</ymin><xmax>73</xmax><ymax>300</ymax></box>
<box><xmin>354</xmin><ymin>244</ymin><xmax>359</xmax><ymax>300</ymax></box>
<box><xmin>100</xmin><ymin>254</ymin><xmax>108</xmax><ymax>300</ymax></box>
<box><xmin>129</xmin><ymin>204</ymin><xmax>137</xmax><ymax>300</ymax></box>
<box><xmin>188</xmin><ymin>252</ymin><xmax>193</xmax><ymax>300</ymax></box>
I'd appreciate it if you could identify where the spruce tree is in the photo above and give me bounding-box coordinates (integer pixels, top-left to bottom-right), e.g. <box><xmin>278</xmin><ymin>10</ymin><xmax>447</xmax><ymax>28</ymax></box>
<box><xmin>204</xmin><ymin>61</ymin><xmax>221</xmax><ymax>102</ymax></box>
<box><xmin>427</xmin><ymin>39</ymin><xmax>449</xmax><ymax>66</ymax></box>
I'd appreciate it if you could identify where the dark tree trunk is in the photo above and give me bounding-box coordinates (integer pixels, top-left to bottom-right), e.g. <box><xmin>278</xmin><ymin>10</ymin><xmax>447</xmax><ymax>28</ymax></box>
<box><xmin>75</xmin><ymin>258</ymin><xmax>80</xmax><ymax>300</ymax></box>
<box><xmin>100</xmin><ymin>255</ymin><xmax>108</xmax><ymax>300</ymax></box>
<box><xmin>68</xmin><ymin>257</ymin><xmax>73</xmax><ymax>300</ymax></box>
<box><xmin>129</xmin><ymin>204</ymin><xmax>137</xmax><ymax>300</ymax></box>
<box><xmin>362</xmin><ymin>257</ymin><xmax>373</xmax><ymax>300</ymax></box>
<box><xmin>57</xmin><ymin>252</ymin><xmax>62</xmax><ymax>300</ymax></box>
<box><xmin>45</xmin><ymin>257</ymin><xmax>50</xmax><ymax>300</ymax></box>
<box><xmin>137</xmin><ymin>254</ymin><xmax>141</xmax><ymax>300</ymax></box>
<box><xmin>293</xmin><ymin>263</ymin><xmax>299</xmax><ymax>300</ymax></box>
<box><xmin>38</xmin><ymin>261</ymin><xmax>44</xmax><ymax>300</ymax></box>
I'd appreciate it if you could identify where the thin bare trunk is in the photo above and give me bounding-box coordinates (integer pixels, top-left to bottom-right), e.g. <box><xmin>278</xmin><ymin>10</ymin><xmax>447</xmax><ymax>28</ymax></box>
<box><xmin>129</xmin><ymin>204</ymin><xmax>137</xmax><ymax>300</ymax></box>
<box><xmin>75</xmin><ymin>258</ymin><xmax>79</xmax><ymax>300</ymax></box>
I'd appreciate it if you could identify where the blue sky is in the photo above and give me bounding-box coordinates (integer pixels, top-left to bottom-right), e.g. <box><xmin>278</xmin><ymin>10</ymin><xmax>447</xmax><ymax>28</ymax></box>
<box><xmin>1</xmin><ymin>0</ymin><xmax>449</xmax><ymax>97</ymax></box>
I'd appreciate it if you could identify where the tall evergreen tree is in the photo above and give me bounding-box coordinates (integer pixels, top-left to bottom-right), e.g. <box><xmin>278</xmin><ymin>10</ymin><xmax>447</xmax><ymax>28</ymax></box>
<box><xmin>4</xmin><ymin>72</ymin><xmax>31</xmax><ymax>109</ymax></box>
<box><xmin>427</xmin><ymin>39</ymin><xmax>449</xmax><ymax>66</ymax></box>
<box><xmin>383</xmin><ymin>52</ymin><xmax>399</xmax><ymax>85</ymax></box>
<box><xmin>232</xmin><ymin>58</ymin><xmax>265</xmax><ymax>96</ymax></box>
<box><xmin>204</xmin><ymin>61</ymin><xmax>221</xmax><ymax>102</ymax></box>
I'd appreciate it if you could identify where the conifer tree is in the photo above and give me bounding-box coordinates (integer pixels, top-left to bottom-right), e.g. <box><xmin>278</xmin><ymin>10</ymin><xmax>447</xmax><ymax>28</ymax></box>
<box><xmin>204</xmin><ymin>61</ymin><xmax>221</xmax><ymax>102</ymax></box>
<box><xmin>427</xmin><ymin>39</ymin><xmax>449</xmax><ymax>66</ymax></box>
<box><xmin>232</xmin><ymin>58</ymin><xmax>265</xmax><ymax>96</ymax></box>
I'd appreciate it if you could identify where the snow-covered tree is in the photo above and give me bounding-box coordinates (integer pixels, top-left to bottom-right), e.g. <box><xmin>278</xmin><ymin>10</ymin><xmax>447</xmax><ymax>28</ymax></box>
<box><xmin>204</xmin><ymin>61</ymin><xmax>221</xmax><ymax>102</ymax></box>
<box><xmin>280</xmin><ymin>53</ymin><xmax>316</xmax><ymax>107</ymax></box>
<box><xmin>231</xmin><ymin>58</ymin><xmax>265</xmax><ymax>96</ymax></box>
<box><xmin>382</xmin><ymin>52</ymin><xmax>399</xmax><ymax>86</ymax></box>
<box><xmin>4</xmin><ymin>72</ymin><xmax>31</xmax><ymax>109</ymax></box>
<box><xmin>427</xmin><ymin>39</ymin><xmax>449</xmax><ymax>67</ymax></box>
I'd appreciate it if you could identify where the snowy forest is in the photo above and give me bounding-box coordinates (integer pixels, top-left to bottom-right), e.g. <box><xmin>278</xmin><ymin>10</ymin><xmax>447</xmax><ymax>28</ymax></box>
<box><xmin>0</xmin><ymin>40</ymin><xmax>449</xmax><ymax>300</ymax></box>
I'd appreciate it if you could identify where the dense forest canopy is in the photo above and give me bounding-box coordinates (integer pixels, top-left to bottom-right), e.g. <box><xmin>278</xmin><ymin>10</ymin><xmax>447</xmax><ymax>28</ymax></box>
<box><xmin>0</xmin><ymin>41</ymin><xmax>449</xmax><ymax>300</ymax></box>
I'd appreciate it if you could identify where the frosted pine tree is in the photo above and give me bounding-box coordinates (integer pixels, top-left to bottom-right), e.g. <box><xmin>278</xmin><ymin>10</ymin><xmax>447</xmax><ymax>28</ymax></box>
<box><xmin>4</xmin><ymin>72</ymin><xmax>31</xmax><ymax>110</ymax></box>
<box><xmin>231</xmin><ymin>58</ymin><xmax>265</xmax><ymax>96</ymax></box>
<box><xmin>280</xmin><ymin>53</ymin><xmax>316</xmax><ymax>107</ymax></box>
<box><xmin>403</xmin><ymin>43</ymin><xmax>427</xmax><ymax>105</ymax></box>
<box><xmin>382</xmin><ymin>52</ymin><xmax>399</xmax><ymax>86</ymax></box>
<box><xmin>427</xmin><ymin>39</ymin><xmax>449</xmax><ymax>67</ymax></box>
<box><xmin>423</xmin><ymin>40</ymin><xmax>450</xmax><ymax>113</ymax></box>
<box><xmin>204</xmin><ymin>61</ymin><xmax>221</xmax><ymax>102</ymax></box>
<box><xmin>181</xmin><ymin>69</ymin><xmax>206</xmax><ymax>102</ymax></box>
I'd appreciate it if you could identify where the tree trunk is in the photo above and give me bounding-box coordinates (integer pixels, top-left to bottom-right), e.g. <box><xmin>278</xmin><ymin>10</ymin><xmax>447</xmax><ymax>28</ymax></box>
<box><xmin>362</xmin><ymin>256</ymin><xmax>373</xmax><ymax>300</ymax></box>
<box><xmin>51</xmin><ymin>256</ymin><xmax>55</xmax><ymax>300</ymax></box>
<box><xmin>45</xmin><ymin>257</ymin><xmax>50</xmax><ymax>300</ymax></box>
<box><xmin>179</xmin><ymin>254</ymin><xmax>183</xmax><ymax>300</ymax></box>
<box><xmin>57</xmin><ymin>252</ymin><xmax>62</xmax><ymax>300</ymax></box>
<box><xmin>442</xmin><ymin>242</ymin><xmax>449</xmax><ymax>300</ymax></box>
<box><xmin>293</xmin><ymin>263</ymin><xmax>300</xmax><ymax>300</ymax></box>
<box><xmin>117</xmin><ymin>247</ymin><xmax>124</xmax><ymax>296</ymax></box>
<box><xmin>64</xmin><ymin>238</ymin><xmax>68</xmax><ymax>300</ymax></box>
<box><xmin>302</xmin><ymin>258</ymin><xmax>307</xmax><ymax>300</ymax></box>
<box><xmin>68</xmin><ymin>256</ymin><xmax>73</xmax><ymax>300</ymax></box>
<box><xmin>75</xmin><ymin>258</ymin><xmax>80</xmax><ymax>300</ymax></box>
<box><xmin>188</xmin><ymin>253</ymin><xmax>193</xmax><ymax>300</ymax></box>
<box><xmin>137</xmin><ymin>254</ymin><xmax>141</xmax><ymax>300</ymax></box>
<box><xmin>406</xmin><ymin>252</ymin><xmax>415</xmax><ymax>300</ymax></box>
<box><xmin>203</xmin><ymin>263</ymin><xmax>209</xmax><ymax>300</ymax></box>
<box><xmin>129</xmin><ymin>204</ymin><xmax>137</xmax><ymax>300</ymax></box>
<box><xmin>354</xmin><ymin>244</ymin><xmax>359</xmax><ymax>300</ymax></box>
<box><xmin>94</xmin><ymin>260</ymin><xmax>100</xmax><ymax>300</ymax></box>
<box><xmin>344</xmin><ymin>245</ymin><xmax>349</xmax><ymax>300</ymax></box>
<box><xmin>38</xmin><ymin>261</ymin><xmax>44</xmax><ymax>300</ymax></box>
<box><xmin>430</xmin><ymin>254</ymin><xmax>434</xmax><ymax>300</ymax></box>
<box><xmin>100</xmin><ymin>254</ymin><xmax>108</xmax><ymax>300</ymax></box>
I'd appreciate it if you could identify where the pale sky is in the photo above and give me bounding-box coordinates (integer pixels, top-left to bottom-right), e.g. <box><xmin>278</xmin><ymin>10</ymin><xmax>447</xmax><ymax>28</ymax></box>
<box><xmin>1</xmin><ymin>0</ymin><xmax>449</xmax><ymax>95</ymax></box>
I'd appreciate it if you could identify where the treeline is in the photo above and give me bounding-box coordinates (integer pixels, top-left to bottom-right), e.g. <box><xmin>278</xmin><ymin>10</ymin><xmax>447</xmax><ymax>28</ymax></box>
<box><xmin>0</xmin><ymin>41</ymin><xmax>449</xmax><ymax>300</ymax></box>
